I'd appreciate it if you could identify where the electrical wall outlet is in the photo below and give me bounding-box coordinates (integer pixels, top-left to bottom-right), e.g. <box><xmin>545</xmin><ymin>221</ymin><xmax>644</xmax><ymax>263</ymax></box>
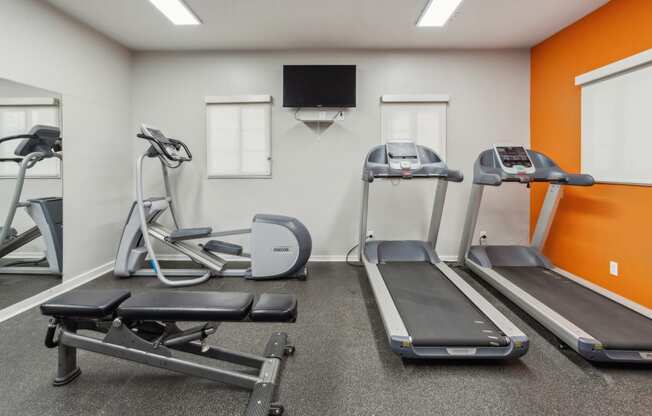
<box><xmin>609</xmin><ymin>261</ymin><xmax>619</xmax><ymax>277</ymax></box>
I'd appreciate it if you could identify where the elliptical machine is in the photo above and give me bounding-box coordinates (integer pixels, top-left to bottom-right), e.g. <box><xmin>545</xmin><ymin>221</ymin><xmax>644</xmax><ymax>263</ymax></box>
<box><xmin>114</xmin><ymin>124</ymin><xmax>312</xmax><ymax>287</ymax></box>
<box><xmin>0</xmin><ymin>125</ymin><xmax>63</xmax><ymax>275</ymax></box>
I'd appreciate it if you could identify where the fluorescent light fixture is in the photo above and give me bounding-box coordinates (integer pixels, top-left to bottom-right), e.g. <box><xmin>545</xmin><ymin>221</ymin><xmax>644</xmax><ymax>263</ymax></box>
<box><xmin>417</xmin><ymin>0</ymin><xmax>463</xmax><ymax>27</ymax></box>
<box><xmin>149</xmin><ymin>0</ymin><xmax>201</xmax><ymax>25</ymax></box>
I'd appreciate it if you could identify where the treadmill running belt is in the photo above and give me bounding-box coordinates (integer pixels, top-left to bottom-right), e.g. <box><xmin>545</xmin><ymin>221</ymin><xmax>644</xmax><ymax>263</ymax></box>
<box><xmin>495</xmin><ymin>266</ymin><xmax>652</xmax><ymax>350</ymax></box>
<box><xmin>379</xmin><ymin>262</ymin><xmax>509</xmax><ymax>347</ymax></box>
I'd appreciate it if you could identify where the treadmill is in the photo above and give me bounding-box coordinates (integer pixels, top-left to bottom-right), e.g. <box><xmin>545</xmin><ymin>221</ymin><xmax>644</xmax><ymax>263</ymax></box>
<box><xmin>459</xmin><ymin>145</ymin><xmax>652</xmax><ymax>363</ymax></box>
<box><xmin>358</xmin><ymin>141</ymin><xmax>529</xmax><ymax>359</ymax></box>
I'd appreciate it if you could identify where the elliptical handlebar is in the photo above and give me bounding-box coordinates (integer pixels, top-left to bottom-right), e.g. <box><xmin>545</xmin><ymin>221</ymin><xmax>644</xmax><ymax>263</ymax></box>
<box><xmin>137</xmin><ymin>130</ymin><xmax>193</xmax><ymax>165</ymax></box>
<box><xmin>0</xmin><ymin>125</ymin><xmax>62</xmax><ymax>162</ymax></box>
<box><xmin>0</xmin><ymin>133</ymin><xmax>36</xmax><ymax>145</ymax></box>
<box><xmin>134</xmin><ymin>124</ymin><xmax>211</xmax><ymax>287</ymax></box>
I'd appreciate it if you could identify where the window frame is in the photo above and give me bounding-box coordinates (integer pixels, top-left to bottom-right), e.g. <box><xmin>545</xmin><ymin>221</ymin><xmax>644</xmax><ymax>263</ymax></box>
<box><xmin>0</xmin><ymin>97</ymin><xmax>62</xmax><ymax>179</ymax></box>
<box><xmin>380</xmin><ymin>94</ymin><xmax>449</xmax><ymax>159</ymax></box>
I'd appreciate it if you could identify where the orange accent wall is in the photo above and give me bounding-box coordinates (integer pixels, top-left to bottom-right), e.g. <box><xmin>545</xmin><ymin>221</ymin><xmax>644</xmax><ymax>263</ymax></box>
<box><xmin>531</xmin><ymin>0</ymin><xmax>652</xmax><ymax>308</ymax></box>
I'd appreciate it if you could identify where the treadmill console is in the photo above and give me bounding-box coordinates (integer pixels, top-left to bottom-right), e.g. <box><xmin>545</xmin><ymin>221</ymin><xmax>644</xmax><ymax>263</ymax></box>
<box><xmin>386</xmin><ymin>141</ymin><xmax>420</xmax><ymax>177</ymax></box>
<box><xmin>493</xmin><ymin>146</ymin><xmax>535</xmax><ymax>175</ymax></box>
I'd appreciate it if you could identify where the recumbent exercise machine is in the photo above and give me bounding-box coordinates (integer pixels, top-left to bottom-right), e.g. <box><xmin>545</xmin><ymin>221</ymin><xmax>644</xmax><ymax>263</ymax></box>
<box><xmin>115</xmin><ymin>124</ymin><xmax>312</xmax><ymax>287</ymax></box>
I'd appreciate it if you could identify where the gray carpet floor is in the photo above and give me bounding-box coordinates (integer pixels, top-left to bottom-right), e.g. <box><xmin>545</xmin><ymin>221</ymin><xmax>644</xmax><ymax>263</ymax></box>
<box><xmin>0</xmin><ymin>272</ymin><xmax>60</xmax><ymax>310</ymax></box>
<box><xmin>0</xmin><ymin>262</ymin><xmax>651</xmax><ymax>416</ymax></box>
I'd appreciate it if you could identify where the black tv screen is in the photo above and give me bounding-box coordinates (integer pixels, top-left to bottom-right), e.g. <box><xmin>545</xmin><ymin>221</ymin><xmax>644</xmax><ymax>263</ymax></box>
<box><xmin>283</xmin><ymin>65</ymin><xmax>356</xmax><ymax>108</ymax></box>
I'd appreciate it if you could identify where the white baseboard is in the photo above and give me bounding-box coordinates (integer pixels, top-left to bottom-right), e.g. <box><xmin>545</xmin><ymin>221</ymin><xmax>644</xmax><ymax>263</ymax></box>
<box><xmin>154</xmin><ymin>253</ymin><xmax>460</xmax><ymax>262</ymax></box>
<box><xmin>0</xmin><ymin>260</ymin><xmax>114</xmax><ymax>324</ymax></box>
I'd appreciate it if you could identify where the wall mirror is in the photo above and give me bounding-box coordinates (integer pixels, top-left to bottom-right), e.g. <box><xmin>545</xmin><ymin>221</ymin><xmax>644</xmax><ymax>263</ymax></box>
<box><xmin>0</xmin><ymin>78</ymin><xmax>62</xmax><ymax>310</ymax></box>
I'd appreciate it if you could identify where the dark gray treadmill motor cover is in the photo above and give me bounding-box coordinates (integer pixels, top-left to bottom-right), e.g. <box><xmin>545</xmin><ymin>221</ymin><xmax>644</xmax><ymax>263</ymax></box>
<box><xmin>472</xmin><ymin>148</ymin><xmax>594</xmax><ymax>186</ymax></box>
<box><xmin>468</xmin><ymin>245</ymin><xmax>553</xmax><ymax>269</ymax></box>
<box><xmin>366</xmin><ymin>240</ymin><xmax>440</xmax><ymax>264</ymax></box>
<box><xmin>495</xmin><ymin>266</ymin><xmax>652</xmax><ymax>350</ymax></box>
<box><xmin>362</xmin><ymin>144</ymin><xmax>463</xmax><ymax>182</ymax></box>
<box><xmin>379</xmin><ymin>262</ymin><xmax>509</xmax><ymax>347</ymax></box>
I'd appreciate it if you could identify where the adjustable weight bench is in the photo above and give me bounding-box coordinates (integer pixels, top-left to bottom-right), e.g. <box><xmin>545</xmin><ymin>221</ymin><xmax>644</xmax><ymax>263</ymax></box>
<box><xmin>41</xmin><ymin>290</ymin><xmax>297</xmax><ymax>416</ymax></box>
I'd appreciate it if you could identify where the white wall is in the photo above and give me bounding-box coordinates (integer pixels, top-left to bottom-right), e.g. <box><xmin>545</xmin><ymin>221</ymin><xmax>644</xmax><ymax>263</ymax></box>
<box><xmin>0</xmin><ymin>0</ymin><xmax>132</xmax><ymax>280</ymax></box>
<box><xmin>132</xmin><ymin>50</ymin><xmax>531</xmax><ymax>259</ymax></box>
<box><xmin>0</xmin><ymin>79</ymin><xmax>62</xmax><ymax>253</ymax></box>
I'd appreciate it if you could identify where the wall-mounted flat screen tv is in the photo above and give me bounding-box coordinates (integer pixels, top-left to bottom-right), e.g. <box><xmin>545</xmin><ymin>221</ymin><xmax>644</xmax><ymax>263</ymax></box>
<box><xmin>283</xmin><ymin>65</ymin><xmax>356</xmax><ymax>108</ymax></box>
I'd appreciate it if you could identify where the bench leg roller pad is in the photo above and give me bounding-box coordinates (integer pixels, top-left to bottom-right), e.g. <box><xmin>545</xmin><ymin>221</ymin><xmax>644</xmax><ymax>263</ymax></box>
<box><xmin>264</xmin><ymin>332</ymin><xmax>292</xmax><ymax>359</ymax></box>
<box><xmin>245</xmin><ymin>382</ymin><xmax>276</xmax><ymax>416</ymax></box>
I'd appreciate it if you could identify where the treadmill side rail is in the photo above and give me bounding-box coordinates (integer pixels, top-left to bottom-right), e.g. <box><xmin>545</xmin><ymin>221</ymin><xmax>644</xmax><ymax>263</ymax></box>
<box><xmin>553</xmin><ymin>267</ymin><xmax>652</xmax><ymax>321</ymax></box>
<box><xmin>437</xmin><ymin>262</ymin><xmax>529</xmax><ymax>356</ymax></box>
<box><xmin>466</xmin><ymin>260</ymin><xmax>599</xmax><ymax>347</ymax></box>
<box><xmin>361</xmin><ymin>258</ymin><xmax>410</xmax><ymax>343</ymax></box>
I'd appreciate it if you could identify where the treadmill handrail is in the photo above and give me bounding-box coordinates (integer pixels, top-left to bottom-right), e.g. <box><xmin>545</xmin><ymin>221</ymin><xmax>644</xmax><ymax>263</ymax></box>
<box><xmin>363</xmin><ymin>166</ymin><xmax>463</xmax><ymax>182</ymax></box>
<box><xmin>472</xmin><ymin>148</ymin><xmax>594</xmax><ymax>186</ymax></box>
<box><xmin>362</xmin><ymin>143</ymin><xmax>464</xmax><ymax>183</ymax></box>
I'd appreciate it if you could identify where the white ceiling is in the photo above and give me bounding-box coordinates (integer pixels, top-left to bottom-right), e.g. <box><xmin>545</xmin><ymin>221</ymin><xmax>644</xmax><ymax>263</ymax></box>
<box><xmin>46</xmin><ymin>0</ymin><xmax>609</xmax><ymax>51</ymax></box>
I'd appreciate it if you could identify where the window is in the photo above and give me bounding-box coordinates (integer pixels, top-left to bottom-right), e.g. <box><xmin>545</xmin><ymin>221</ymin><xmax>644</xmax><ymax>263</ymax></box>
<box><xmin>577</xmin><ymin>50</ymin><xmax>652</xmax><ymax>185</ymax></box>
<box><xmin>206</xmin><ymin>95</ymin><xmax>272</xmax><ymax>178</ymax></box>
<box><xmin>380</xmin><ymin>95</ymin><xmax>448</xmax><ymax>158</ymax></box>
<box><xmin>0</xmin><ymin>97</ymin><xmax>61</xmax><ymax>178</ymax></box>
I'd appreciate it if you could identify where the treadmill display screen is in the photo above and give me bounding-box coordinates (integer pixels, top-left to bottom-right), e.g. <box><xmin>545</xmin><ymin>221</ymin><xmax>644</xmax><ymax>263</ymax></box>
<box><xmin>386</xmin><ymin>142</ymin><xmax>418</xmax><ymax>159</ymax></box>
<box><xmin>495</xmin><ymin>146</ymin><xmax>532</xmax><ymax>168</ymax></box>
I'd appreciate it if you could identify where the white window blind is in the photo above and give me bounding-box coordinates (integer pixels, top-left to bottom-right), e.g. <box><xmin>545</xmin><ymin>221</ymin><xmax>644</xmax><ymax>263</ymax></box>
<box><xmin>0</xmin><ymin>99</ymin><xmax>61</xmax><ymax>178</ymax></box>
<box><xmin>206</xmin><ymin>98</ymin><xmax>271</xmax><ymax>178</ymax></box>
<box><xmin>577</xmin><ymin>49</ymin><xmax>652</xmax><ymax>185</ymax></box>
<box><xmin>380</xmin><ymin>98</ymin><xmax>447</xmax><ymax>158</ymax></box>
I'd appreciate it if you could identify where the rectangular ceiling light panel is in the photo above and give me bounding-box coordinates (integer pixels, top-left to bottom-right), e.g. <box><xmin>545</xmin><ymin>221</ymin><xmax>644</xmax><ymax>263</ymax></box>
<box><xmin>149</xmin><ymin>0</ymin><xmax>201</xmax><ymax>25</ymax></box>
<box><xmin>417</xmin><ymin>0</ymin><xmax>463</xmax><ymax>27</ymax></box>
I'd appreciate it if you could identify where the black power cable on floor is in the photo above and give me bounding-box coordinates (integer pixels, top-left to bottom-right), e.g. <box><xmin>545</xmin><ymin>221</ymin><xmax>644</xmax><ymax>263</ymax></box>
<box><xmin>345</xmin><ymin>243</ymin><xmax>363</xmax><ymax>267</ymax></box>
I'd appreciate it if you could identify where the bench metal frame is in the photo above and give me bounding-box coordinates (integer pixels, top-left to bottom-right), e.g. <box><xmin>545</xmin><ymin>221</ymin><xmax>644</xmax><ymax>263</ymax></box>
<box><xmin>46</xmin><ymin>316</ymin><xmax>293</xmax><ymax>416</ymax></box>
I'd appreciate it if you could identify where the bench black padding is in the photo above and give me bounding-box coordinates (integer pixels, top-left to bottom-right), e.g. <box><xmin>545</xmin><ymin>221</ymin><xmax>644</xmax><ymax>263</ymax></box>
<box><xmin>41</xmin><ymin>289</ymin><xmax>298</xmax><ymax>323</ymax></box>
<box><xmin>251</xmin><ymin>294</ymin><xmax>297</xmax><ymax>322</ymax></box>
<box><xmin>41</xmin><ymin>289</ymin><xmax>131</xmax><ymax>318</ymax></box>
<box><xmin>118</xmin><ymin>291</ymin><xmax>254</xmax><ymax>321</ymax></box>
